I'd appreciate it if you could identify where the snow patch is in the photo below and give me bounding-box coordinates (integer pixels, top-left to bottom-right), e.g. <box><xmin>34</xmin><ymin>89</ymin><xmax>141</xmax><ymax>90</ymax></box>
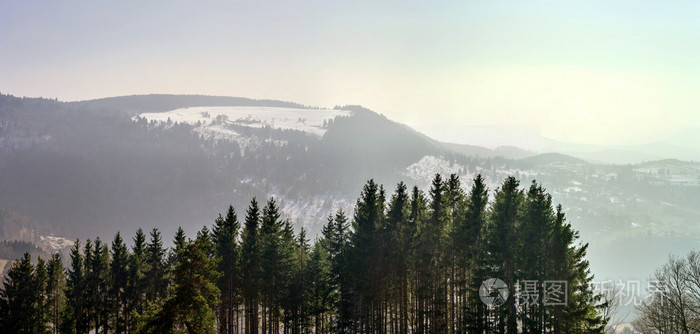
<box><xmin>403</xmin><ymin>155</ymin><xmax>538</xmax><ymax>192</ymax></box>
<box><xmin>38</xmin><ymin>235</ymin><xmax>75</xmax><ymax>254</ymax></box>
<box><xmin>266</xmin><ymin>189</ymin><xmax>354</xmax><ymax>234</ymax></box>
<box><xmin>563</xmin><ymin>186</ymin><xmax>584</xmax><ymax>193</ymax></box>
<box><xmin>138</xmin><ymin>106</ymin><xmax>351</xmax><ymax>137</ymax></box>
<box><xmin>404</xmin><ymin>156</ymin><xmax>464</xmax><ymax>183</ymax></box>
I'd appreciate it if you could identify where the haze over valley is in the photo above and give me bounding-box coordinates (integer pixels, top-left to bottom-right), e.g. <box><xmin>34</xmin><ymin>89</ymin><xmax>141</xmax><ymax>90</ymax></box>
<box><xmin>2</xmin><ymin>1</ymin><xmax>700</xmax><ymax>332</ymax></box>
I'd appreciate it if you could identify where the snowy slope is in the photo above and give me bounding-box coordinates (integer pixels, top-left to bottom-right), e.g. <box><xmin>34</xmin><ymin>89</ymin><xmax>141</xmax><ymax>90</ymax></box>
<box><xmin>139</xmin><ymin>106</ymin><xmax>352</xmax><ymax>137</ymax></box>
<box><xmin>38</xmin><ymin>235</ymin><xmax>74</xmax><ymax>253</ymax></box>
<box><xmin>403</xmin><ymin>155</ymin><xmax>538</xmax><ymax>191</ymax></box>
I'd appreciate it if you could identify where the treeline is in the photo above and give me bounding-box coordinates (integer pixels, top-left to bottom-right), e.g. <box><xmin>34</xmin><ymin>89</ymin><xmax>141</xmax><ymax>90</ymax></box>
<box><xmin>0</xmin><ymin>174</ymin><xmax>607</xmax><ymax>333</ymax></box>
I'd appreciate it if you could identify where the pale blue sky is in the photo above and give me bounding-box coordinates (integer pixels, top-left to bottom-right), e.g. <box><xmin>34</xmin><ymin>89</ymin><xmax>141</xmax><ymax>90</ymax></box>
<box><xmin>2</xmin><ymin>1</ymin><xmax>699</xmax><ymax>147</ymax></box>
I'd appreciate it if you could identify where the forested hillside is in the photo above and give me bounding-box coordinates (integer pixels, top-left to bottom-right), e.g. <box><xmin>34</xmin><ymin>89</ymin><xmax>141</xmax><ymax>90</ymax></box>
<box><xmin>0</xmin><ymin>174</ymin><xmax>607</xmax><ymax>333</ymax></box>
<box><xmin>2</xmin><ymin>93</ymin><xmax>700</xmax><ymax>304</ymax></box>
<box><xmin>0</xmin><ymin>94</ymin><xmax>454</xmax><ymax>240</ymax></box>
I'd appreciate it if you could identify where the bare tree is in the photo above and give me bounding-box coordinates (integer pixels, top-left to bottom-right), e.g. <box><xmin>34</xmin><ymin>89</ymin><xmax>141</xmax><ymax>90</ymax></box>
<box><xmin>636</xmin><ymin>251</ymin><xmax>700</xmax><ymax>333</ymax></box>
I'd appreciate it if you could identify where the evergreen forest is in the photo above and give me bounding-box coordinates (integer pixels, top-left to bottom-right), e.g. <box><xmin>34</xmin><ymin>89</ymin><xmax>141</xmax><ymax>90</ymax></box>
<box><xmin>0</xmin><ymin>174</ymin><xmax>607</xmax><ymax>333</ymax></box>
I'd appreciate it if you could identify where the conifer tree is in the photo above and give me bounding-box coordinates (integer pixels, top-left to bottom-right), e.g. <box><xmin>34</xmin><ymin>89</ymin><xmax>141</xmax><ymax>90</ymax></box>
<box><xmin>64</xmin><ymin>240</ymin><xmax>88</xmax><ymax>334</ymax></box>
<box><xmin>459</xmin><ymin>175</ymin><xmax>489</xmax><ymax>333</ymax></box>
<box><xmin>349</xmin><ymin>179</ymin><xmax>384</xmax><ymax>333</ymax></box>
<box><xmin>322</xmin><ymin>210</ymin><xmax>352</xmax><ymax>332</ymax></box>
<box><xmin>0</xmin><ymin>253</ymin><xmax>38</xmax><ymax>333</ymax></box>
<box><xmin>89</xmin><ymin>238</ymin><xmax>111</xmax><ymax>333</ymax></box>
<box><xmin>428</xmin><ymin>174</ymin><xmax>448</xmax><ymax>333</ymax></box>
<box><xmin>169</xmin><ymin>226</ymin><xmax>188</xmax><ymax>286</ymax></box>
<box><xmin>485</xmin><ymin>176</ymin><xmax>523</xmax><ymax>333</ymax></box>
<box><xmin>34</xmin><ymin>257</ymin><xmax>49</xmax><ymax>334</ymax></box>
<box><xmin>111</xmin><ymin>232</ymin><xmax>130</xmax><ymax>334</ymax></box>
<box><xmin>197</xmin><ymin>226</ymin><xmax>214</xmax><ymax>257</ymax></box>
<box><xmin>241</xmin><ymin>198</ymin><xmax>262</xmax><ymax>334</ymax></box>
<box><xmin>307</xmin><ymin>234</ymin><xmax>332</xmax><ymax>333</ymax></box>
<box><xmin>144</xmin><ymin>228</ymin><xmax>168</xmax><ymax>303</ymax></box>
<box><xmin>140</xmin><ymin>236</ymin><xmax>221</xmax><ymax>333</ymax></box>
<box><xmin>174</xmin><ymin>226</ymin><xmax>187</xmax><ymax>254</ymax></box>
<box><xmin>46</xmin><ymin>253</ymin><xmax>66</xmax><ymax>334</ymax></box>
<box><xmin>213</xmin><ymin>205</ymin><xmax>241</xmax><ymax>334</ymax></box>
<box><xmin>260</xmin><ymin>198</ymin><xmax>282</xmax><ymax>333</ymax></box>
<box><xmin>385</xmin><ymin>182</ymin><xmax>410</xmax><ymax>334</ymax></box>
<box><xmin>83</xmin><ymin>239</ymin><xmax>96</xmax><ymax>333</ymax></box>
<box><xmin>440</xmin><ymin>174</ymin><xmax>466</xmax><ymax>334</ymax></box>
<box><xmin>519</xmin><ymin>181</ymin><xmax>555</xmax><ymax>332</ymax></box>
<box><xmin>408</xmin><ymin>185</ymin><xmax>428</xmax><ymax>333</ymax></box>
<box><xmin>129</xmin><ymin>229</ymin><xmax>148</xmax><ymax>329</ymax></box>
<box><xmin>550</xmin><ymin>205</ymin><xmax>606</xmax><ymax>332</ymax></box>
<box><xmin>259</xmin><ymin>198</ymin><xmax>295</xmax><ymax>333</ymax></box>
<box><xmin>284</xmin><ymin>226</ymin><xmax>311</xmax><ymax>333</ymax></box>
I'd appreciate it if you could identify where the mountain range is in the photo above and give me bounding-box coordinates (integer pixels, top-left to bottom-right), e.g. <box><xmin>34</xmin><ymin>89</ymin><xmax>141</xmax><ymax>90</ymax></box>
<box><xmin>1</xmin><ymin>93</ymin><xmax>699</xmax><ymax>287</ymax></box>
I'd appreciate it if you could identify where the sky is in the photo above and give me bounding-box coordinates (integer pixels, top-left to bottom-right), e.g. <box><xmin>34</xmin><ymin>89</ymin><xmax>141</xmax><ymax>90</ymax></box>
<box><xmin>2</xmin><ymin>1</ymin><xmax>700</xmax><ymax>148</ymax></box>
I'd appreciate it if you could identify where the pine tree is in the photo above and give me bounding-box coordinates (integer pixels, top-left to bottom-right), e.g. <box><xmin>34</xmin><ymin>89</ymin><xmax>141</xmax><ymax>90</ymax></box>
<box><xmin>128</xmin><ymin>229</ymin><xmax>149</xmax><ymax>330</ymax></box>
<box><xmin>46</xmin><ymin>253</ymin><xmax>66</xmax><ymax>334</ymax></box>
<box><xmin>322</xmin><ymin>210</ymin><xmax>352</xmax><ymax>332</ymax></box>
<box><xmin>408</xmin><ymin>185</ymin><xmax>428</xmax><ymax>333</ymax></box>
<box><xmin>485</xmin><ymin>176</ymin><xmax>523</xmax><ymax>333</ymax></box>
<box><xmin>283</xmin><ymin>225</ymin><xmax>310</xmax><ymax>333</ymax></box>
<box><xmin>34</xmin><ymin>257</ymin><xmax>50</xmax><ymax>334</ymax></box>
<box><xmin>93</xmin><ymin>238</ymin><xmax>111</xmax><ymax>334</ymax></box>
<box><xmin>83</xmin><ymin>239</ymin><xmax>96</xmax><ymax>333</ymax></box>
<box><xmin>84</xmin><ymin>238</ymin><xmax>110</xmax><ymax>333</ymax></box>
<box><xmin>111</xmin><ymin>232</ymin><xmax>130</xmax><ymax>334</ymax></box>
<box><xmin>197</xmin><ymin>226</ymin><xmax>214</xmax><ymax>257</ymax></box>
<box><xmin>349</xmin><ymin>179</ymin><xmax>386</xmax><ymax>333</ymax></box>
<box><xmin>459</xmin><ymin>175</ymin><xmax>489</xmax><ymax>333</ymax></box>
<box><xmin>140</xmin><ymin>236</ymin><xmax>221</xmax><ymax>334</ymax></box>
<box><xmin>174</xmin><ymin>226</ymin><xmax>187</xmax><ymax>253</ymax></box>
<box><xmin>0</xmin><ymin>253</ymin><xmax>38</xmax><ymax>333</ymax></box>
<box><xmin>64</xmin><ymin>240</ymin><xmax>88</xmax><ymax>334</ymax></box>
<box><xmin>428</xmin><ymin>174</ymin><xmax>448</xmax><ymax>333</ymax></box>
<box><xmin>213</xmin><ymin>205</ymin><xmax>241</xmax><ymax>334</ymax></box>
<box><xmin>169</xmin><ymin>226</ymin><xmax>188</xmax><ymax>288</ymax></box>
<box><xmin>551</xmin><ymin>205</ymin><xmax>606</xmax><ymax>332</ymax></box>
<box><xmin>411</xmin><ymin>175</ymin><xmax>450</xmax><ymax>333</ymax></box>
<box><xmin>144</xmin><ymin>228</ymin><xmax>168</xmax><ymax>303</ymax></box>
<box><xmin>385</xmin><ymin>182</ymin><xmax>410</xmax><ymax>334</ymax></box>
<box><xmin>241</xmin><ymin>198</ymin><xmax>262</xmax><ymax>334</ymax></box>
<box><xmin>259</xmin><ymin>197</ymin><xmax>290</xmax><ymax>333</ymax></box>
<box><xmin>444</xmin><ymin>174</ymin><xmax>464</xmax><ymax>334</ymax></box>
<box><xmin>307</xmin><ymin>233</ymin><xmax>332</xmax><ymax>333</ymax></box>
<box><xmin>519</xmin><ymin>181</ymin><xmax>555</xmax><ymax>332</ymax></box>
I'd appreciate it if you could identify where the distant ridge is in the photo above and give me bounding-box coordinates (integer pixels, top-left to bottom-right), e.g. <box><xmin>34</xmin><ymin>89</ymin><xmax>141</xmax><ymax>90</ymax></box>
<box><xmin>441</xmin><ymin>142</ymin><xmax>536</xmax><ymax>160</ymax></box>
<box><xmin>67</xmin><ymin>94</ymin><xmax>317</xmax><ymax>113</ymax></box>
<box><xmin>519</xmin><ymin>152</ymin><xmax>590</xmax><ymax>166</ymax></box>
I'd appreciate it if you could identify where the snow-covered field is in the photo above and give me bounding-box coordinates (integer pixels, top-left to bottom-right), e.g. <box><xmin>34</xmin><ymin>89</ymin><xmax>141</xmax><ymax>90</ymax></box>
<box><xmin>139</xmin><ymin>106</ymin><xmax>352</xmax><ymax>137</ymax></box>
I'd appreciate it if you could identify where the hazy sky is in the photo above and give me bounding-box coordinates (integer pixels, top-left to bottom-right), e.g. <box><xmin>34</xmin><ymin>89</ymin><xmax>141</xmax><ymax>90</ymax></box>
<box><xmin>2</xmin><ymin>1</ymin><xmax>699</xmax><ymax>147</ymax></box>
